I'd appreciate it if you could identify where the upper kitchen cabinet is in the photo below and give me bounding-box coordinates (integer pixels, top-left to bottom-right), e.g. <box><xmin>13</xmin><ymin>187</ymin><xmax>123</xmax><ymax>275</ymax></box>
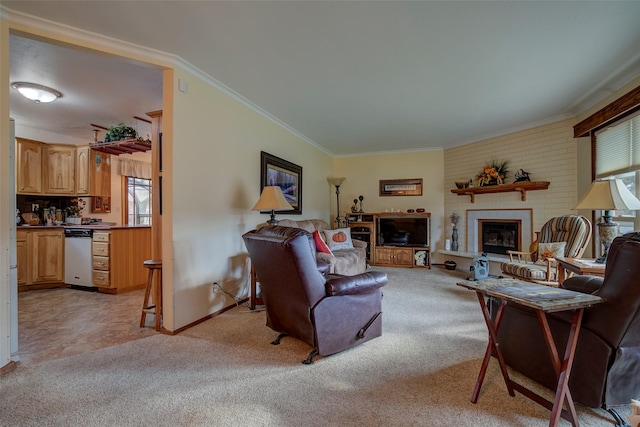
<box><xmin>15</xmin><ymin>139</ymin><xmax>108</xmax><ymax>196</ymax></box>
<box><xmin>43</xmin><ymin>144</ymin><xmax>76</xmax><ymax>194</ymax></box>
<box><xmin>76</xmin><ymin>146</ymin><xmax>90</xmax><ymax>195</ymax></box>
<box><xmin>89</xmin><ymin>149</ymin><xmax>111</xmax><ymax>197</ymax></box>
<box><xmin>16</xmin><ymin>138</ymin><xmax>43</xmax><ymax>194</ymax></box>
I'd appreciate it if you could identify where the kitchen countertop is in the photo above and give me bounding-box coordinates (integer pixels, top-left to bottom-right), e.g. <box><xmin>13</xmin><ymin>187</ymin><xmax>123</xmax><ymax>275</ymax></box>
<box><xmin>18</xmin><ymin>224</ymin><xmax>151</xmax><ymax>230</ymax></box>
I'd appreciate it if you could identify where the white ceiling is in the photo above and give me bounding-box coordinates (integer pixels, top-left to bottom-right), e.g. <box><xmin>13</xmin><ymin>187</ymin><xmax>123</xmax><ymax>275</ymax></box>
<box><xmin>4</xmin><ymin>1</ymin><xmax>640</xmax><ymax>156</ymax></box>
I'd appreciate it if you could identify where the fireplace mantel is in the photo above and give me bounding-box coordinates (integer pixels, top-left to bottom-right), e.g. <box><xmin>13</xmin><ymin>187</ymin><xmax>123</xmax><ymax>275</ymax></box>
<box><xmin>451</xmin><ymin>181</ymin><xmax>550</xmax><ymax>203</ymax></box>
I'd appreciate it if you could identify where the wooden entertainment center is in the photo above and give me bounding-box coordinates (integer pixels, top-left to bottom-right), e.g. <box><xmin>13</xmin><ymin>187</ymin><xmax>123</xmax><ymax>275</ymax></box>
<box><xmin>346</xmin><ymin>212</ymin><xmax>431</xmax><ymax>269</ymax></box>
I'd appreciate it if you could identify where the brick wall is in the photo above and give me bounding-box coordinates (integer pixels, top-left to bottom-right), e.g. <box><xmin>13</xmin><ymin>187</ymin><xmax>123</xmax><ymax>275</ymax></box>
<box><xmin>444</xmin><ymin>118</ymin><xmax>578</xmax><ymax>254</ymax></box>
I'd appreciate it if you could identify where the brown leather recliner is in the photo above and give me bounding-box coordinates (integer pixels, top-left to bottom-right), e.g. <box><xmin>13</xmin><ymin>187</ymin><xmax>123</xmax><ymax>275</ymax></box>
<box><xmin>242</xmin><ymin>225</ymin><xmax>388</xmax><ymax>364</ymax></box>
<box><xmin>491</xmin><ymin>232</ymin><xmax>640</xmax><ymax>423</ymax></box>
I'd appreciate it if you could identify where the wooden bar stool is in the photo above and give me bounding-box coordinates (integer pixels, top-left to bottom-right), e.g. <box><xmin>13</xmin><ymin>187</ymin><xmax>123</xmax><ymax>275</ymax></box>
<box><xmin>140</xmin><ymin>259</ymin><xmax>163</xmax><ymax>331</ymax></box>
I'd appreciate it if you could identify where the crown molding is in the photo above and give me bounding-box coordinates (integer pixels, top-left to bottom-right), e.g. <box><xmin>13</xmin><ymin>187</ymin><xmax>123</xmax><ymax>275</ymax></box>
<box><xmin>334</xmin><ymin>146</ymin><xmax>443</xmax><ymax>159</ymax></box>
<box><xmin>569</xmin><ymin>51</ymin><xmax>640</xmax><ymax>116</ymax></box>
<box><xmin>172</xmin><ymin>56</ymin><xmax>334</xmax><ymax>158</ymax></box>
<box><xmin>1</xmin><ymin>5</ymin><xmax>333</xmax><ymax>157</ymax></box>
<box><xmin>3</xmin><ymin>6</ymin><xmax>177</xmax><ymax>67</ymax></box>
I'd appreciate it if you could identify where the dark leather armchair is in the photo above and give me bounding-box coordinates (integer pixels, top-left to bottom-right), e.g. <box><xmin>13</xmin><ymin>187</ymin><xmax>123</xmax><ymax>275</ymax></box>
<box><xmin>492</xmin><ymin>232</ymin><xmax>640</xmax><ymax>423</ymax></box>
<box><xmin>242</xmin><ymin>225</ymin><xmax>388</xmax><ymax>364</ymax></box>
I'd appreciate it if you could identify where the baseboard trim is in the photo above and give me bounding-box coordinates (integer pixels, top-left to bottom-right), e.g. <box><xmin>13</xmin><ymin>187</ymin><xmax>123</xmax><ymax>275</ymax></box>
<box><xmin>163</xmin><ymin>298</ymin><xmax>250</xmax><ymax>336</ymax></box>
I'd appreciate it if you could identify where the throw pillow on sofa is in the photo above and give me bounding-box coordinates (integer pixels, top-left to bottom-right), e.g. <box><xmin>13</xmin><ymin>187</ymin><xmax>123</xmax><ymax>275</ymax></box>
<box><xmin>323</xmin><ymin>228</ymin><xmax>354</xmax><ymax>251</ymax></box>
<box><xmin>312</xmin><ymin>230</ymin><xmax>333</xmax><ymax>254</ymax></box>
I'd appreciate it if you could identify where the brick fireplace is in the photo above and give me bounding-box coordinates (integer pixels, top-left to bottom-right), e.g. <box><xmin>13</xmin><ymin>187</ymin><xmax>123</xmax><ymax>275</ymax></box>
<box><xmin>467</xmin><ymin>209</ymin><xmax>533</xmax><ymax>256</ymax></box>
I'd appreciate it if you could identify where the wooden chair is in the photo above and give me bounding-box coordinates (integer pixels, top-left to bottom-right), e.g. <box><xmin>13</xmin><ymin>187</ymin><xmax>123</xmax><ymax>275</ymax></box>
<box><xmin>500</xmin><ymin>215</ymin><xmax>592</xmax><ymax>287</ymax></box>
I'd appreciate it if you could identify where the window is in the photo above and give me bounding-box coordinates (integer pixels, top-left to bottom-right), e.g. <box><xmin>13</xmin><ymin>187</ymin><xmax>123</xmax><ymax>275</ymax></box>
<box><xmin>605</xmin><ymin>171</ymin><xmax>639</xmax><ymax>234</ymax></box>
<box><xmin>125</xmin><ymin>177</ymin><xmax>152</xmax><ymax>225</ymax></box>
<box><xmin>595</xmin><ymin>112</ymin><xmax>640</xmax><ymax>234</ymax></box>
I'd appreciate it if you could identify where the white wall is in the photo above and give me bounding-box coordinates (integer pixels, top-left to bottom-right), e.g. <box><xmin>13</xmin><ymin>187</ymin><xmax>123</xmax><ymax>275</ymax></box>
<box><xmin>168</xmin><ymin>66</ymin><xmax>333</xmax><ymax>330</ymax></box>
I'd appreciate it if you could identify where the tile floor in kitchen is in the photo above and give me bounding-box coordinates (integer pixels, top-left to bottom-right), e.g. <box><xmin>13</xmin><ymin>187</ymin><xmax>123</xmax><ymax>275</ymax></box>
<box><xmin>16</xmin><ymin>287</ymin><xmax>159</xmax><ymax>365</ymax></box>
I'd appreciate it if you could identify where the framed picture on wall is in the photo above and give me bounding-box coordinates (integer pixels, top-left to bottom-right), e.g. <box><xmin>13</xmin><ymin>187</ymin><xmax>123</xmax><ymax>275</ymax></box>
<box><xmin>379</xmin><ymin>178</ymin><xmax>423</xmax><ymax>196</ymax></box>
<box><xmin>260</xmin><ymin>151</ymin><xmax>302</xmax><ymax>215</ymax></box>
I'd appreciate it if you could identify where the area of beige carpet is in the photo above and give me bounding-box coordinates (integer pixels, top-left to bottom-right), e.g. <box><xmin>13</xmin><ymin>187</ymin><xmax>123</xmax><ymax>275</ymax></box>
<box><xmin>0</xmin><ymin>267</ymin><xmax>630</xmax><ymax>426</ymax></box>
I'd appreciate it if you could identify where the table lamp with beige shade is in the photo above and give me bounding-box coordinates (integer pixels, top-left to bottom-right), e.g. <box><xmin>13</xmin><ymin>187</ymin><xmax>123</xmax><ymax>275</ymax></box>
<box><xmin>574</xmin><ymin>178</ymin><xmax>640</xmax><ymax>263</ymax></box>
<box><xmin>252</xmin><ymin>186</ymin><xmax>293</xmax><ymax>225</ymax></box>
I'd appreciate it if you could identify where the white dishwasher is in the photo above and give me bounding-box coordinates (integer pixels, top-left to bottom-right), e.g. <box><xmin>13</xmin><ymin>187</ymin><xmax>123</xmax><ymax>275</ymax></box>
<box><xmin>64</xmin><ymin>228</ymin><xmax>94</xmax><ymax>288</ymax></box>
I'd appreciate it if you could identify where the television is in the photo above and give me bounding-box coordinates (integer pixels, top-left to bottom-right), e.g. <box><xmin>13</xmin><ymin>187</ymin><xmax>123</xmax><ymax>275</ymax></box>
<box><xmin>377</xmin><ymin>216</ymin><xmax>430</xmax><ymax>247</ymax></box>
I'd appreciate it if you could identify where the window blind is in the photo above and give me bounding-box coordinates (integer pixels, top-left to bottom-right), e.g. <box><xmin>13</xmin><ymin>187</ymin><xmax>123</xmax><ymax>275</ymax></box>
<box><xmin>596</xmin><ymin>113</ymin><xmax>640</xmax><ymax>178</ymax></box>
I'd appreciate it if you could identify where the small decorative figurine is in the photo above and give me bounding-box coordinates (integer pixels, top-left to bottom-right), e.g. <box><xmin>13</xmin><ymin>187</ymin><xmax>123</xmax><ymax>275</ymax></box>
<box><xmin>514</xmin><ymin>169</ymin><xmax>531</xmax><ymax>182</ymax></box>
<box><xmin>351</xmin><ymin>199</ymin><xmax>359</xmax><ymax>213</ymax></box>
<box><xmin>358</xmin><ymin>195</ymin><xmax>364</xmax><ymax>213</ymax></box>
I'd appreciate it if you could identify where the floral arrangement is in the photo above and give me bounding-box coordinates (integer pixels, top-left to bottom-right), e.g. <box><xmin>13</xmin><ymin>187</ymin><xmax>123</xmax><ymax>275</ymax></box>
<box><xmin>477</xmin><ymin>160</ymin><xmax>509</xmax><ymax>186</ymax></box>
<box><xmin>450</xmin><ymin>212</ymin><xmax>460</xmax><ymax>229</ymax></box>
<box><xmin>65</xmin><ymin>198</ymin><xmax>84</xmax><ymax>218</ymax></box>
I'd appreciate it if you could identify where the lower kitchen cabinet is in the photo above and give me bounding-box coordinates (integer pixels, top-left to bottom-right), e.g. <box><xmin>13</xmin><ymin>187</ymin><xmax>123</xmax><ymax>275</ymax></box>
<box><xmin>92</xmin><ymin>227</ymin><xmax>151</xmax><ymax>293</ymax></box>
<box><xmin>16</xmin><ymin>230</ymin><xmax>27</xmax><ymax>285</ymax></box>
<box><xmin>17</xmin><ymin>228</ymin><xmax>65</xmax><ymax>290</ymax></box>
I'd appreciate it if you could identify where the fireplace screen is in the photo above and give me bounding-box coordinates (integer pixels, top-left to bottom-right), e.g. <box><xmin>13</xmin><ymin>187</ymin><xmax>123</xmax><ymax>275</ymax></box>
<box><xmin>479</xmin><ymin>220</ymin><xmax>521</xmax><ymax>255</ymax></box>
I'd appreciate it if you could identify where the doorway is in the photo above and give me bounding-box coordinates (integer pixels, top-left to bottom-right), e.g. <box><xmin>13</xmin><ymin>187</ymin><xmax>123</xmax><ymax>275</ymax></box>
<box><xmin>7</xmin><ymin>32</ymin><xmax>163</xmax><ymax>364</ymax></box>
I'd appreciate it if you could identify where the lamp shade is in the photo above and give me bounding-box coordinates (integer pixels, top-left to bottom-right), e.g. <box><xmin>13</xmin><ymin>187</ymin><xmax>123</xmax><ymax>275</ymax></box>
<box><xmin>327</xmin><ymin>177</ymin><xmax>346</xmax><ymax>187</ymax></box>
<box><xmin>252</xmin><ymin>186</ymin><xmax>294</xmax><ymax>211</ymax></box>
<box><xmin>574</xmin><ymin>179</ymin><xmax>640</xmax><ymax>211</ymax></box>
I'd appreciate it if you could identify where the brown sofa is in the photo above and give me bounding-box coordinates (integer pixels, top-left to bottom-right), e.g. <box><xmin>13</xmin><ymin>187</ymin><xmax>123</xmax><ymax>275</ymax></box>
<box><xmin>242</xmin><ymin>225</ymin><xmax>387</xmax><ymax>364</ymax></box>
<box><xmin>277</xmin><ymin>219</ymin><xmax>367</xmax><ymax>276</ymax></box>
<box><xmin>491</xmin><ymin>231</ymin><xmax>640</xmax><ymax>420</ymax></box>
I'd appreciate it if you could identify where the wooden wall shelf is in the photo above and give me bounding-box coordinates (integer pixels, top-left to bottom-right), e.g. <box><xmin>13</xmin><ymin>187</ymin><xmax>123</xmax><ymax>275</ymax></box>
<box><xmin>89</xmin><ymin>139</ymin><xmax>151</xmax><ymax>156</ymax></box>
<box><xmin>451</xmin><ymin>181</ymin><xmax>550</xmax><ymax>203</ymax></box>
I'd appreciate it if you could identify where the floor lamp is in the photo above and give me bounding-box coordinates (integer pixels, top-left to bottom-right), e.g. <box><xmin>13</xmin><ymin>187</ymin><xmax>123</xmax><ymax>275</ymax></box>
<box><xmin>327</xmin><ymin>177</ymin><xmax>346</xmax><ymax>228</ymax></box>
<box><xmin>574</xmin><ymin>178</ymin><xmax>640</xmax><ymax>263</ymax></box>
<box><xmin>252</xmin><ymin>186</ymin><xmax>293</xmax><ymax>225</ymax></box>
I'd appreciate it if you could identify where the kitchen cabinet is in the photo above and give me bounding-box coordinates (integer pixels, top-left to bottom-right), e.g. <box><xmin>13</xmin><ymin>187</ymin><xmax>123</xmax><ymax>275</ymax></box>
<box><xmin>89</xmin><ymin>149</ymin><xmax>111</xmax><ymax>197</ymax></box>
<box><xmin>92</xmin><ymin>227</ymin><xmax>150</xmax><ymax>292</ymax></box>
<box><xmin>17</xmin><ymin>138</ymin><xmax>92</xmax><ymax>196</ymax></box>
<box><xmin>43</xmin><ymin>144</ymin><xmax>76</xmax><ymax>194</ymax></box>
<box><xmin>16</xmin><ymin>230</ymin><xmax>27</xmax><ymax>285</ymax></box>
<box><xmin>16</xmin><ymin>138</ymin><xmax>43</xmax><ymax>194</ymax></box>
<box><xmin>76</xmin><ymin>146</ymin><xmax>90</xmax><ymax>195</ymax></box>
<box><xmin>31</xmin><ymin>229</ymin><xmax>64</xmax><ymax>283</ymax></box>
<box><xmin>17</xmin><ymin>228</ymin><xmax>65</xmax><ymax>290</ymax></box>
<box><xmin>91</xmin><ymin>196</ymin><xmax>111</xmax><ymax>213</ymax></box>
<box><xmin>92</xmin><ymin>232</ymin><xmax>110</xmax><ymax>287</ymax></box>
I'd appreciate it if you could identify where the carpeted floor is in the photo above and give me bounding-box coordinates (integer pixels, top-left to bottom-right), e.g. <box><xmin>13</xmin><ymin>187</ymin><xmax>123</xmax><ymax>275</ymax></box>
<box><xmin>0</xmin><ymin>267</ymin><xmax>630</xmax><ymax>426</ymax></box>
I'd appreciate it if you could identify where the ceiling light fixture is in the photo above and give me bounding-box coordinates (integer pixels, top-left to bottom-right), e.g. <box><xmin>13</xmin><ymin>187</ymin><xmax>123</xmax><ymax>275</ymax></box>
<box><xmin>11</xmin><ymin>82</ymin><xmax>62</xmax><ymax>103</ymax></box>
